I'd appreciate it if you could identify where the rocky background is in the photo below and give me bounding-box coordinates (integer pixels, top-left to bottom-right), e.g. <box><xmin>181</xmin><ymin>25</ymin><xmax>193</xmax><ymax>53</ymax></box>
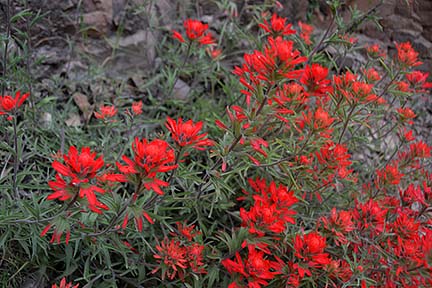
<box><xmin>1</xmin><ymin>0</ymin><xmax>430</xmax><ymax>79</ymax></box>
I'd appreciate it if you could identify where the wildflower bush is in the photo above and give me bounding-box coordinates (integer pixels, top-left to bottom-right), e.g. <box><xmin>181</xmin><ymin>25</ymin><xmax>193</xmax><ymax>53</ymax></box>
<box><xmin>1</xmin><ymin>1</ymin><xmax>431</xmax><ymax>287</ymax></box>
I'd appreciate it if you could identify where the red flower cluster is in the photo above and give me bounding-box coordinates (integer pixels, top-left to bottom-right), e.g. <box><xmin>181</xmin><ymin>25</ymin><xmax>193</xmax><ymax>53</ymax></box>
<box><xmin>293</xmin><ymin>232</ymin><xmax>331</xmax><ymax>277</ymax></box>
<box><xmin>233</xmin><ymin>36</ymin><xmax>307</xmax><ymax>104</ymax></box>
<box><xmin>51</xmin><ymin>277</ymin><xmax>78</xmax><ymax>288</ymax></box>
<box><xmin>239</xmin><ymin>178</ymin><xmax>298</xmax><ymax>236</ymax></box>
<box><xmin>94</xmin><ymin>105</ymin><xmax>117</xmax><ymax>120</ymax></box>
<box><xmin>165</xmin><ymin>117</ymin><xmax>213</xmax><ymax>150</ymax></box>
<box><xmin>298</xmin><ymin>21</ymin><xmax>314</xmax><ymax>45</ymax></box>
<box><xmin>173</xmin><ymin>19</ymin><xmax>215</xmax><ymax>45</ymax></box>
<box><xmin>0</xmin><ymin>90</ymin><xmax>29</xmax><ymax>119</ymax></box>
<box><xmin>221</xmin><ymin>244</ymin><xmax>282</xmax><ymax>288</ymax></box>
<box><xmin>300</xmin><ymin>64</ymin><xmax>332</xmax><ymax>97</ymax></box>
<box><xmin>320</xmin><ymin>207</ymin><xmax>355</xmax><ymax>245</ymax></box>
<box><xmin>117</xmin><ymin>138</ymin><xmax>177</xmax><ymax>195</ymax></box>
<box><xmin>316</xmin><ymin>141</ymin><xmax>353</xmax><ymax>180</ymax></box>
<box><xmin>152</xmin><ymin>222</ymin><xmax>206</xmax><ymax>280</ymax></box>
<box><xmin>259</xmin><ymin>13</ymin><xmax>295</xmax><ymax>36</ymax></box>
<box><xmin>48</xmin><ymin>146</ymin><xmax>110</xmax><ymax>214</ymax></box>
<box><xmin>395</xmin><ymin>41</ymin><xmax>422</xmax><ymax>68</ymax></box>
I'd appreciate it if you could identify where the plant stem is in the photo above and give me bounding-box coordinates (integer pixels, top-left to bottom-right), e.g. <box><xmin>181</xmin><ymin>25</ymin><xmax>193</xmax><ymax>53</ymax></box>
<box><xmin>338</xmin><ymin>104</ymin><xmax>356</xmax><ymax>144</ymax></box>
<box><xmin>167</xmin><ymin>42</ymin><xmax>192</xmax><ymax>98</ymax></box>
<box><xmin>12</xmin><ymin>112</ymin><xmax>19</xmax><ymax>199</ymax></box>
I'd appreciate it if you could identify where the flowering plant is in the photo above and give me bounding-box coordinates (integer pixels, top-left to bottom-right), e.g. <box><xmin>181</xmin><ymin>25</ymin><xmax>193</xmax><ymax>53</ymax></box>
<box><xmin>1</xmin><ymin>1</ymin><xmax>431</xmax><ymax>287</ymax></box>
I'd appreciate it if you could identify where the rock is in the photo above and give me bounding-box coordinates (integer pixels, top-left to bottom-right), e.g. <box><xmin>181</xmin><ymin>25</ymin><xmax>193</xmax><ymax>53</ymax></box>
<box><xmin>380</xmin><ymin>15</ymin><xmax>423</xmax><ymax>33</ymax></box>
<box><xmin>65</xmin><ymin>113</ymin><xmax>82</xmax><ymax>127</ymax></box>
<box><xmin>82</xmin><ymin>11</ymin><xmax>111</xmax><ymax>37</ymax></box>
<box><xmin>413</xmin><ymin>36</ymin><xmax>432</xmax><ymax>58</ymax></box>
<box><xmin>391</xmin><ymin>29</ymin><xmax>422</xmax><ymax>43</ymax></box>
<box><xmin>173</xmin><ymin>79</ymin><xmax>191</xmax><ymax>100</ymax></box>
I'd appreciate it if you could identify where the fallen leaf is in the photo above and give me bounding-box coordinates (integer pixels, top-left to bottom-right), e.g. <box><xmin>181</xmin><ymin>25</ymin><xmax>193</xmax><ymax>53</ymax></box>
<box><xmin>72</xmin><ymin>92</ymin><xmax>94</xmax><ymax>122</ymax></box>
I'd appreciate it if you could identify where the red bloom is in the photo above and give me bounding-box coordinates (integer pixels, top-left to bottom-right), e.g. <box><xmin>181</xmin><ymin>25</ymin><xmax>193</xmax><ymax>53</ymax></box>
<box><xmin>117</xmin><ymin>138</ymin><xmax>177</xmax><ymax>195</ymax></box>
<box><xmin>298</xmin><ymin>21</ymin><xmax>314</xmax><ymax>45</ymax></box>
<box><xmin>259</xmin><ymin>13</ymin><xmax>295</xmax><ymax>36</ymax></box>
<box><xmin>366</xmin><ymin>44</ymin><xmax>385</xmax><ymax>58</ymax></box>
<box><xmin>363</xmin><ymin>68</ymin><xmax>381</xmax><ymax>82</ymax></box>
<box><xmin>165</xmin><ymin>117</ymin><xmax>214</xmax><ymax>150</ymax></box>
<box><xmin>152</xmin><ymin>238</ymin><xmax>188</xmax><ymax>280</ymax></box>
<box><xmin>397</xmin><ymin>107</ymin><xmax>416</xmax><ymax>124</ymax></box>
<box><xmin>174</xmin><ymin>222</ymin><xmax>200</xmax><ymax>241</ymax></box>
<box><xmin>316</xmin><ymin>141</ymin><xmax>352</xmax><ymax>179</ymax></box>
<box><xmin>132</xmin><ymin>101</ymin><xmax>143</xmax><ymax>115</ymax></box>
<box><xmin>222</xmin><ymin>244</ymin><xmax>282</xmax><ymax>288</ymax></box>
<box><xmin>300</xmin><ymin>64</ymin><xmax>332</xmax><ymax>96</ymax></box>
<box><xmin>187</xmin><ymin>243</ymin><xmax>206</xmax><ymax>274</ymax></box>
<box><xmin>48</xmin><ymin>146</ymin><xmax>109</xmax><ymax>214</ymax></box>
<box><xmin>173</xmin><ymin>19</ymin><xmax>215</xmax><ymax>45</ymax></box>
<box><xmin>406</xmin><ymin>71</ymin><xmax>432</xmax><ymax>90</ymax></box>
<box><xmin>321</xmin><ymin>208</ymin><xmax>355</xmax><ymax>245</ymax></box>
<box><xmin>122</xmin><ymin>209</ymin><xmax>154</xmax><ymax>232</ymax></box>
<box><xmin>52</xmin><ymin>277</ymin><xmax>79</xmax><ymax>288</ymax></box>
<box><xmin>409</xmin><ymin>141</ymin><xmax>431</xmax><ymax>159</ymax></box>
<box><xmin>293</xmin><ymin>232</ymin><xmax>331</xmax><ymax>277</ymax></box>
<box><xmin>240</xmin><ymin>178</ymin><xmax>297</xmax><ymax>236</ymax></box>
<box><xmin>0</xmin><ymin>90</ymin><xmax>29</xmax><ymax>116</ymax></box>
<box><xmin>233</xmin><ymin>36</ymin><xmax>306</xmax><ymax>104</ymax></box>
<box><xmin>94</xmin><ymin>105</ymin><xmax>117</xmax><ymax>120</ymax></box>
<box><xmin>354</xmin><ymin>199</ymin><xmax>388</xmax><ymax>234</ymax></box>
<box><xmin>206</xmin><ymin>46</ymin><xmax>222</xmax><ymax>59</ymax></box>
<box><xmin>40</xmin><ymin>222</ymin><xmax>71</xmax><ymax>245</ymax></box>
<box><xmin>376</xmin><ymin>162</ymin><xmax>404</xmax><ymax>186</ymax></box>
<box><xmin>172</xmin><ymin>30</ymin><xmax>185</xmax><ymax>43</ymax></box>
<box><xmin>395</xmin><ymin>42</ymin><xmax>422</xmax><ymax>68</ymax></box>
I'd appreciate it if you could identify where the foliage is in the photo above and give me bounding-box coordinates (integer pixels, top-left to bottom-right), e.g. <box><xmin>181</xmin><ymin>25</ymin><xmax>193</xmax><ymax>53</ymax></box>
<box><xmin>0</xmin><ymin>0</ymin><xmax>431</xmax><ymax>287</ymax></box>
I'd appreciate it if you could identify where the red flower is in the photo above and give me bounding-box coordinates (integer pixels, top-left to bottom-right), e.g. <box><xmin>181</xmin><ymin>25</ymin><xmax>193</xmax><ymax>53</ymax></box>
<box><xmin>406</xmin><ymin>71</ymin><xmax>432</xmax><ymax>90</ymax></box>
<box><xmin>152</xmin><ymin>238</ymin><xmax>188</xmax><ymax>280</ymax></box>
<box><xmin>94</xmin><ymin>105</ymin><xmax>117</xmax><ymax>120</ymax></box>
<box><xmin>409</xmin><ymin>141</ymin><xmax>431</xmax><ymax>159</ymax></box>
<box><xmin>0</xmin><ymin>90</ymin><xmax>29</xmax><ymax>116</ymax></box>
<box><xmin>52</xmin><ymin>277</ymin><xmax>79</xmax><ymax>288</ymax></box>
<box><xmin>363</xmin><ymin>68</ymin><xmax>381</xmax><ymax>82</ymax></box>
<box><xmin>117</xmin><ymin>138</ymin><xmax>177</xmax><ymax>195</ymax></box>
<box><xmin>395</xmin><ymin>42</ymin><xmax>422</xmax><ymax>68</ymax></box>
<box><xmin>173</xmin><ymin>222</ymin><xmax>201</xmax><ymax>241</ymax></box>
<box><xmin>234</xmin><ymin>36</ymin><xmax>306</xmax><ymax>104</ymax></box>
<box><xmin>300</xmin><ymin>64</ymin><xmax>332</xmax><ymax>96</ymax></box>
<box><xmin>173</xmin><ymin>19</ymin><xmax>215</xmax><ymax>45</ymax></box>
<box><xmin>240</xmin><ymin>178</ymin><xmax>297</xmax><ymax>236</ymax></box>
<box><xmin>172</xmin><ymin>30</ymin><xmax>185</xmax><ymax>43</ymax></box>
<box><xmin>122</xmin><ymin>209</ymin><xmax>154</xmax><ymax>232</ymax></box>
<box><xmin>259</xmin><ymin>13</ymin><xmax>295</xmax><ymax>36</ymax></box>
<box><xmin>321</xmin><ymin>208</ymin><xmax>355</xmax><ymax>245</ymax></box>
<box><xmin>366</xmin><ymin>44</ymin><xmax>385</xmax><ymax>58</ymax></box>
<box><xmin>48</xmin><ymin>146</ymin><xmax>109</xmax><ymax>214</ymax></box>
<box><xmin>165</xmin><ymin>117</ymin><xmax>214</xmax><ymax>150</ymax></box>
<box><xmin>40</xmin><ymin>222</ymin><xmax>71</xmax><ymax>245</ymax></box>
<box><xmin>222</xmin><ymin>244</ymin><xmax>282</xmax><ymax>288</ymax></box>
<box><xmin>131</xmin><ymin>101</ymin><xmax>143</xmax><ymax>115</ymax></box>
<box><xmin>187</xmin><ymin>243</ymin><xmax>206</xmax><ymax>274</ymax></box>
<box><xmin>376</xmin><ymin>162</ymin><xmax>404</xmax><ymax>186</ymax></box>
<box><xmin>298</xmin><ymin>21</ymin><xmax>314</xmax><ymax>45</ymax></box>
<box><xmin>206</xmin><ymin>46</ymin><xmax>222</xmax><ymax>59</ymax></box>
<box><xmin>293</xmin><ymin>232</ymin><xmax>331</xmax><ymax>277</ymax></box>
<box><xmin>354</xmin><ymin>199</ymin><xmax>388</xmax><ymax>234</ymax></box>
<box><xmin>316</xmin><ymin>141</ymin><xmax>353</xmax><ymax>179</ymax></box>
<box><xmin>397</xmin><ymin>107</ymin><xmax>416</xmax><ymax>124</ymax></box>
